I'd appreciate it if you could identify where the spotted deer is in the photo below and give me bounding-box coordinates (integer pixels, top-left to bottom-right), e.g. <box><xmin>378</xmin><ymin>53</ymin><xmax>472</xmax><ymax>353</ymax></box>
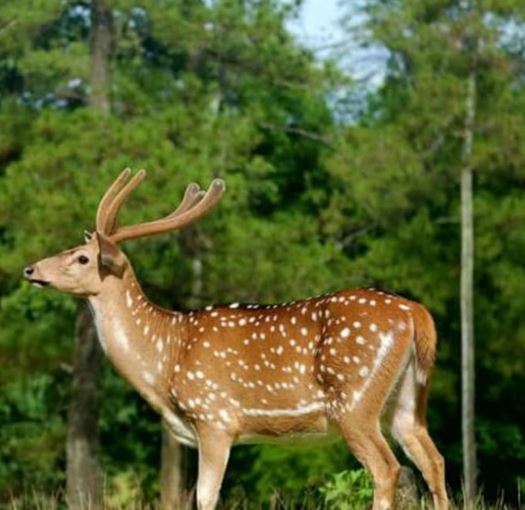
<box><xmin>24</xmin><ymin>169</ymin><xmax>448</xmax><ymax>510</ymax></box>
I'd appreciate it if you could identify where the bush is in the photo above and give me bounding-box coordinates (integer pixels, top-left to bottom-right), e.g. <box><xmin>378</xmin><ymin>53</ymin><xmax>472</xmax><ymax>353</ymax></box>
<box><xmin>318</xmin><ymin>469</ymin><xmax>373</xmax><ymax>510</ymax></box>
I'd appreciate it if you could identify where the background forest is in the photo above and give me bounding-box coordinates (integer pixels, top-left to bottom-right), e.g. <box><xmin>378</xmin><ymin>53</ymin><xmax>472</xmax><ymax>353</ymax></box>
<box><xmin>0</xmin><ymin>0</ymin><xmax>524</xmax><ymax>508</ymax></box>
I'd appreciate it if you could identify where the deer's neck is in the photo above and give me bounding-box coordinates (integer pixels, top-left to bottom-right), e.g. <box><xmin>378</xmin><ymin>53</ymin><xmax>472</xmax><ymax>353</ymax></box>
<box><xmin>87</xmin><ymin>270</ymin><xmax>185</xmax><ymax>410</ymax></box>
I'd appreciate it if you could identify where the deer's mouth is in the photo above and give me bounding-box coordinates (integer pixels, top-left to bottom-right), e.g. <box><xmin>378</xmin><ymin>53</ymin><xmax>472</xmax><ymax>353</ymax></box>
<box><xmin>28</xmin><ymin>279</ymin><xmax>50</xmax><ymax>288</ymax></box>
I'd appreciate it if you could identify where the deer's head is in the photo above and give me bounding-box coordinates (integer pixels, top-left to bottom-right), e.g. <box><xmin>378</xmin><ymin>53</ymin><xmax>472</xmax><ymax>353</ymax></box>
<box><xmin>24</xmin><ymin>169</ymin><xmax>225</xmax><ymax>296</ymax></box>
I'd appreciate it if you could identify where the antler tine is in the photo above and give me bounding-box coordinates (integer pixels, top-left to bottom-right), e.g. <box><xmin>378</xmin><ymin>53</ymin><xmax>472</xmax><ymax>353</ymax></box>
<box><xmin>168</xmin><ymin>183</ymin><xmax>202</xmax><ymax>217</ymax></box>
<box><xmin>110</xmin><ymin>178</ymin><xmax>225</xmax><ymax>243</ymax></box>
<box><xmin>102</xmin><ymin>169</ymin><xmax>147</xmax><ymax>235</ymax></box>
<box><xmin>96</xmin><ymin>168</ymin><xmax>132</xmax><ymax>232</ymax></box>
<box><xmin>167</xmin><ymin>189</ymin><xmax>206</xmax><ymax>219</ymax></box>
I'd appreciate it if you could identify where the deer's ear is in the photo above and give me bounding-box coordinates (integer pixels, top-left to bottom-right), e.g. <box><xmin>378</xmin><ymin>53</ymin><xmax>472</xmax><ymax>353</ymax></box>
<box><xmin>84</xmin><ymin>230</ymin><xmax>93</xmax><ymax>243</ymax></box>
<box><xmin>96</xmin><ymin>232</ymin><xmax>126</xmax><ymax>276</ymax></box>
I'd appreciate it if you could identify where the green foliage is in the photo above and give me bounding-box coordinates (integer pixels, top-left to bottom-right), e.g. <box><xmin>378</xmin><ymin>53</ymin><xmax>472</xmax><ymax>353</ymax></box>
<box><xmin>319</xmin><ymin>469</ymin><xmax>374</xmax><ymax>510</ymax></box>
<box><xmin>224</xmin><ymin>439</ymin><xmax>354</xmax><ymax>504</ymax></box>
<box><xmin>0</xmin><ymin>373</ymin><xmax>67</xmax><ymax>494</ymax></box>
<box><xmin>0</xmin><ymin>0</ymin><xmax>524</xmax><ymax>507</ymax></box>
<box><xmin>332</xmin><ymin>0</ymin><xmax>525</xmax><ymax>501</ymax></box>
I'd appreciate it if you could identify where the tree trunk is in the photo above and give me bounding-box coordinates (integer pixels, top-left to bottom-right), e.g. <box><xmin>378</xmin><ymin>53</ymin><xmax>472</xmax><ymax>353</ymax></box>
<box><xmin>461</xmin><ymin>66</ymin><xmax>477</xmax><ymax>507</ymax></box>
<box><xmin>66</xmin><ymin>1</ymin><xmax>113</xmax><ymax>508</ymax></box>
<box><xmin>161</xmin><ymin>423</ymin><xmax>188</xmax><ymax>509</ymax></box>
<box><xmin>89</xmin><ymin>0</ymin><xmax>113</xmax><ymax>113</ymax></box>
<box><xmin>66</xmin><ymin>304</ymin><xmax>103</xmax><ymax>510</ymax></box>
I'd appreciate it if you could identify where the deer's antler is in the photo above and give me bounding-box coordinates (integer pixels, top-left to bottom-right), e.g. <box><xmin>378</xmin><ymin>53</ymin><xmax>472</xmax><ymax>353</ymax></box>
<box><xmin>96</xmin><ymin>168</ymin><xmax>131</xmax><ymax>233</ymax></box>
<box><xmin>95</xmin><ymin>169</ymin><xmax>225</xmax><ymax>242</ymax></box>
<box><xmin>102</xmin><ymin>169</ymin><xmax>147</xmax><ymax>235</ymax></box>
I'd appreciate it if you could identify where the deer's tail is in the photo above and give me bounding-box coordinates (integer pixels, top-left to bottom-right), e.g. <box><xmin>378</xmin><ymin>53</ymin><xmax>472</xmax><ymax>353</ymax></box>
<box><xmin>412</xmin><ymin>303</ymin><xmax>438</xmax><ymax>387</ymax></box>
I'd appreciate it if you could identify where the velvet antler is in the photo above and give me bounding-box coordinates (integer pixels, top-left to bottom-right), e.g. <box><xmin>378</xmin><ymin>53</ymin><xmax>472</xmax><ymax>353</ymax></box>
<box><xmin>95</xmin><ymin>169</ymin><xmax>225</xmax><ymax>242</ymax></box>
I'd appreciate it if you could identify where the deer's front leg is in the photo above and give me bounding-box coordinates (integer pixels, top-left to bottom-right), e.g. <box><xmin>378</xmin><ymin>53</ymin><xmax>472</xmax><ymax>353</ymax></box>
<box><xmin>196</xmin><ymin>424</ymin><xmax>232</xmax><ymax>510</ymax></box>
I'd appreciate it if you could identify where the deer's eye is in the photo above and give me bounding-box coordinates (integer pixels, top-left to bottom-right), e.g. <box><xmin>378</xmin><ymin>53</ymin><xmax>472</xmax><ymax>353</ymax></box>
<box><xmin>77</xmin><ymin>255</ymin><xmax>90</xmax><ymax>265</ymax></box>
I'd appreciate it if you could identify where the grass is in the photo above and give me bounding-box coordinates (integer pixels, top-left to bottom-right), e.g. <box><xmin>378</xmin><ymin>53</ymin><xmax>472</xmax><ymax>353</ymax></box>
<box><xmin>2</xmin><ymin>470</ymin><xmax>521</xmax><ymax>510</ymax></box>
<box><xmin>1</xmin><ymin>490</ymin><xmax>521</xmax><ymax>510</ymax></box>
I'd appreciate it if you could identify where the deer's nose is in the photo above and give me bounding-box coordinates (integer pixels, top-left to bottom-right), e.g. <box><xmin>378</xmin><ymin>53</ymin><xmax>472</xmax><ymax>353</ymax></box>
<box><xmin>23</xmin><ymin>266</ymin><xmax>35</xmax><ymax>278</ymax></box>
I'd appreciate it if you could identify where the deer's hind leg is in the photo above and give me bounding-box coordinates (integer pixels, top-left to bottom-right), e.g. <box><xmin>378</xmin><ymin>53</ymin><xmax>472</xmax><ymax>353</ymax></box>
<box><xmin>388</xmin><ymin>361</ymin><xmax>448</xmax><ymax>510</ymax></box>
<box><xmin>322</xmin><ymin>317</ymin><xmax>414</xmax><ymax>509</ymax></box>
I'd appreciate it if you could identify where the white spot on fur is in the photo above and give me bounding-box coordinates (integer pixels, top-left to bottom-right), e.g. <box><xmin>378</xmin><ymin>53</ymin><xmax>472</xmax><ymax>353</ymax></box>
<box><xmin>143</xmin><ymin>371</ymin><xmax>155</xmax><ymax>385</ymax></box>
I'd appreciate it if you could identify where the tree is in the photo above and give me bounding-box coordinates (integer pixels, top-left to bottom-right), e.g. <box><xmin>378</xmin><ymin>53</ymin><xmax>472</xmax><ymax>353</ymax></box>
<box><xmin>0</xmin><ymin>0</ymin><xmax>343</xmax><ymax>505</ymax></box>
<box><xmin>332</xmin><ymin>0</ymin><xmax>525</xmax><ymax>501</ymax></box>
<box><xmin>66</xmin><ymin>1</ymin><xmax>114</xmax><ymax>508</ymax></box>
<box><xmin>460</xmin><ymin>36</ymin><xmax>478</xmax><ymax>506</ymax></box>
<box><xmin>66</xmin><ymin>307</ymin><xmax>103</xmax><ymax>510</ymax></box>
<box><xmin>2</xmin><ymin>0</ymin><xmax>525</xmax><ymax>505</ymax></box>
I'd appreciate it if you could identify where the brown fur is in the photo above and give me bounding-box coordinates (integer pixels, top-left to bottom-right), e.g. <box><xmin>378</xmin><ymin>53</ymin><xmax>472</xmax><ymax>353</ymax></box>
<box><xmin>412</xmin><ymin>304</ymin><xmax>438</xmax><ymax>382</ymax></box>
